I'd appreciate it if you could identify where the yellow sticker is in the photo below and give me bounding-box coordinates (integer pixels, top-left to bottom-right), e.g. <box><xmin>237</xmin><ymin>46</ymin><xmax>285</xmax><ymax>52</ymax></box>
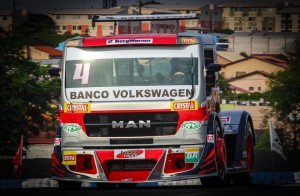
<box><xmin>170</xmin><ymin>100</ymin><xmax>198</xmax><ymax>111</ymax></box>
<box><xmin>64</xmin><ymin>103</ymin><xmax>91</xmax><ymax>113</ymax></box>
<box><xmin>62</xmin><ymin>151</ymin><xmax>77</xmax><ymax>165</ymax></box>
<box><xmin>180</xmin><ymin>37</ymin><xmax>197</xmax><ymax>44</ymax></box>
<box><xmin>185</xmin><ymin>148</ymin><xmax>199</xmax><ymax>153</ymax></box>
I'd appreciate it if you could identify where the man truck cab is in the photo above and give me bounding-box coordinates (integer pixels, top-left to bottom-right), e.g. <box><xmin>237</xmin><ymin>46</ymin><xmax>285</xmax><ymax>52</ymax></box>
<box><xmin>49</xmin><ymin>14</ymin><xmax>254</xmax><ymax>189</ymax></box>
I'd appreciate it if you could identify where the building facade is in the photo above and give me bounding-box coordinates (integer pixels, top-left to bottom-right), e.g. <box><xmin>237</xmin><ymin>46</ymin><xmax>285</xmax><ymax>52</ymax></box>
<box><xmin>217</xmin><ymin>0</ymin><xmax>300</xmax><ymax>33</ymax></box>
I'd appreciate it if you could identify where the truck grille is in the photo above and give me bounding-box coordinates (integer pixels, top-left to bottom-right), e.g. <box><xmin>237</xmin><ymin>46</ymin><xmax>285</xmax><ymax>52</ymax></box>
<box><xmin>83</xmin><ymin>112</ymin><xmax>179</xmax><ymax>137</ymax></box>
<box><xmin>106</xmin><ymin>159</ymin><xmax>157</xmax><ymax>171</ymax></box>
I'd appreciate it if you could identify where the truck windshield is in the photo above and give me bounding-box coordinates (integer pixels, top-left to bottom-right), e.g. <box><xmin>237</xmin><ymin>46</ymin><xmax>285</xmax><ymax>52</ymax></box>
<box><xmin>64</xmin><ymin>45</ymin><xmax>199</xmax><ymax>102</ymax></box>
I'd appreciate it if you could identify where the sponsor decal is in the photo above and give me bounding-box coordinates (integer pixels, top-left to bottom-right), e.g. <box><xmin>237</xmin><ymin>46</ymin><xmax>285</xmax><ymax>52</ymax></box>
<box><xmin>207</xmin><ymin>134</ymin><xmax>214</xmax><ymax>143</ymax></box>
<box><xmin>63</xmin><ymin>124</ymin><xmax>82</xmax><ymax>132</ymax></box>
<box><xmin>171</xmin><ymin>100</ymin><xmax>198</xmax><ymax>111</ymax></box>
<box><xmin>64</xmin><ymin>103</ymin><xmax>91</xmax><ymax>113</ymax></box>
<box><xmin>221</xmin><ymin>116</ymin><xmax>231</xmax><ymax>124</ymax></box>
<box><xmin>62</xmin><ymin>151</ymin><xmax>76</xmax><ymax>165</ymax></box>
<box><xmin>114</xmin><ymin>149</ymin><xmax>145</xmax><ymax>159</ymax></box>
<box><xmin>66</xmin><ymin>39</ymin><xmax>80</xmax><ymax>47</ymax></box>
<box><xmin>180</xmin><ymin>37</ymin><xmax>197</xmax><ymax>44</ymax></box>
<box><xmin>106</xmin><ymin>38</ymin><xmax>153</xmax><ymax>45</ymax></box>
<box><xmin>54</xmin><ymin>138</ymin><xmax>61</xmax><ymax>146</ymax></box>
<box><xmin>66</xmin><ymin>86</ymin><xmax>194</xmax><ymax>102</ymax></box>
<box><xmin>121</xmin><ymin>178</ymin><xmax>133</xmax><ymax>182</ymax></box>
<box><xmin>181</xmin><ymin>122</ymin><xmax>201</xmax><ymax>130</ymax></box>
<box><xmin>185</xmin><ymin>148</ymin><xmax>199</xmax><ymax>163</ymax></box>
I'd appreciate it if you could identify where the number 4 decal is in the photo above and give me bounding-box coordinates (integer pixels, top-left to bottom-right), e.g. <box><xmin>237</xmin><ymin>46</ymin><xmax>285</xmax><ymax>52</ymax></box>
<box><xmin>73</xmin><ymin>63</ymin><xmax>90</xmax><ymax>84</ymax></box>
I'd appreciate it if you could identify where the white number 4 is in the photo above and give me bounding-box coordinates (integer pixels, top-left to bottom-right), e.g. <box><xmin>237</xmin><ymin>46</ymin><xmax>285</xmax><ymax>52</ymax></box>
<box><xmin>73</xmin><ymin>63</ymin><xmax>90</xmax><ymax>84</ymax></box>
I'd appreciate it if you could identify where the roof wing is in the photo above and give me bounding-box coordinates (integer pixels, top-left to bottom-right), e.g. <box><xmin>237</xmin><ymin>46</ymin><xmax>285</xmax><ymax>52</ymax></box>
<box><xmin>92</xmin><ymin>14</ymin><xmax>200</xmax><ymax>34</ymax></box>
<box><xmin>92</xmin><ymin>13</ymin><xmax>200</xmax><ymax>23</ymax></box>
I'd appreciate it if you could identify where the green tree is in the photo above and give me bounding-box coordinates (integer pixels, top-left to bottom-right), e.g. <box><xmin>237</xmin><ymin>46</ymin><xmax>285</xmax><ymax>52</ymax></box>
<box><xmin>266</xmin><ymin>60</ymin><xmax>300</xmax><ymax>150</ymax></box>
<box><xmin>219</xmin><ymin>73</ymin><xmax>232</xmax><ymax>99</ymax></box>
<box><xmin>0</xmin><ymin>28</ymin><xmax>60</xmax><ymax>145</ymax></box>
<box><xmin>14</xmin><ymin>13</ymin><xmax>81</xmax><ymax>47</ymax></box>
<box><xmin>254</xmin><ymin>130</ymin><xmax>271</xmax><ymax>151</ymax></box>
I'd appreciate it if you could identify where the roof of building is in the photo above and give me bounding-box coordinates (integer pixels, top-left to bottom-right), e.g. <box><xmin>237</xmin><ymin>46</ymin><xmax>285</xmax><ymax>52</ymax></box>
<box><xmin>143</xmin><ymin>4</ymin><xmax>204</xmax><ymax>11</ymax></box>
<box><xmin>217</xmin><ymin>51</ymin><xmax>245</xmax><ymax>62</ymax></box>
<box><xmin>251</xmin><ymin>55</ymin><xmax>287</xmax><ymax>67</ymax></box>
<box><xmin>229</xmin><ymin>84</ymin><xmax>250</xmax><ymax>93</ymax></box>
<box><xmin>277</xmin><ymin>7</ymin><xmax>300</xmax><ymax>13</ymax></box>
<box><xmin>138</xmin><ymin>7</ymin><xmax>179</xmax><ymax>14</ymax></box>
<box><xmin>223</xmin><ymin>55</ymin><xmax>287</xmax><ymax>68</ymax></box>
<box><xmin>26</xmin><ymin>130</ymin><xmax>55</xmax><ymax>144</ymax></box>
<box><xmin>32</xmin><ymin>46</ymin><xmax>63</xmax><ymax>56</ymax></box>
<box><xmin>0</xmin><ymin>10</ymin><xmax>11</xmax><ymax>15</ymax></box>
<box><xmin>47</xmin><ymin>7</ymin><xmax>126</xmax><ymax>15</ymax></box>
<box><xmin>216</xmin><ymin>1</ymin><xmax>281</xmax><ymax>8</ymax></box>
<box><xmin>227</xmin><ymin>70</ymin><xmax>271</xmax><ymax>82</ymax></box>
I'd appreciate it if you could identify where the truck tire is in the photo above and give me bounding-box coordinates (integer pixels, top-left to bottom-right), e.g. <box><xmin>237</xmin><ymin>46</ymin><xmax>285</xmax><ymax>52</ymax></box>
<box><xmin>58</xmin><ymin>180</ymin><xmax>82</xmax><ymax>190</ymax></box>
<box><xmin>232</xmin><ymin>121</ymin><xmax>254</xmax><ymax>185</ymax></box>
<box><xmin>201</xmin><ymin>120</ymin><xmax>227</xmax><ymax>186</ymax></box>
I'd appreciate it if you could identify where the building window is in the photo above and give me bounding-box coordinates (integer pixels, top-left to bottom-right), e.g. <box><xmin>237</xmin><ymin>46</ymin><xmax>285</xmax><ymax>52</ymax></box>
<box><xmin>258</xmin><ymin>87</ymin><xmax>261</xmax><ymax>91</ymax></box>
<box><xmin>249</xmin><ymin>87</ymin><xmax>254</xmax><ymax>91</ymax></box>
<box><xmin>56</xmin><ymin>15</ymin><xmax>60</xmax><ymax>20</ymax></box>
<box><xmin>73</xmin><ymin>15</ymin><xmax>81</xmax><ymax>20</ymax></box>
<box><xmin>234</xmin><ymin>26</ymin><xmax>243</xmax><ymax>31</ymax></box>
<box><xmin>3</xmin><ymin>15</ymin><xmax>7</xmax><ymax>20</ymax></box>
<box><xmin>56</xmin><ymin>25</ymin><xmax>60</xmax><ymax>31</ymax></box>
<box><xmin>249</xmin><ymin>17</ymin><xmax>256</xmax><ymax>21</ymax></box>
<box><xmin>63</xmin><ymin>25</ymin><xmax>67</xmax><ymax>30</ymax></box>
<box><xmin>88</xmin><ymin>15</ymin><xmax>94</xmax><ymax>20</ymax></box>
<box><xmin>236</xmin><ymin>71</ymin><xmax>246</xmax><ymax>77</ymax></box>
<box><xmin>72</xmin><ymin>25</ymin><xmax>81</xmax><ymax>30</ymax></box>
<box><xmin>234</xmin><ymin>7</ymin><xmax>242</xmax><ymax>12</ymax></box>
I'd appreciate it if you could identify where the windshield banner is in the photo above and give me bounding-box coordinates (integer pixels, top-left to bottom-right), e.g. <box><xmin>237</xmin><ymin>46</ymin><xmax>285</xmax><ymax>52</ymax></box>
<box><xmin>66</xmin><ymin>86</ymin><xmax>196</xmax><ymax>102</ymax></box>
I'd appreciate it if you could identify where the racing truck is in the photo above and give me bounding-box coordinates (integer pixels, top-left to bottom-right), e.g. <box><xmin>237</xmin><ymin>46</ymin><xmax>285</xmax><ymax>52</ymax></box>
<box><xmin>48</xmin><ymin>14</ymin><xmax>255</xmax><ymax>189</ymax></box>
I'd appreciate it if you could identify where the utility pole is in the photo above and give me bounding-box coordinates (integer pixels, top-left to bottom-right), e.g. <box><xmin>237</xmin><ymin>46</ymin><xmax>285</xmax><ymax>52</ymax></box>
<box><xmin>139</xmin><ymin>0</ymin><xmax>142</xmax><ymax>33</ymax></box>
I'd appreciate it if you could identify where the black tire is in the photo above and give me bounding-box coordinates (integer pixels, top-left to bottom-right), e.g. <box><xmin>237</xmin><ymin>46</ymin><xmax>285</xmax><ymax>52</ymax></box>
<box><xmin>201</xmin><ymin>120</ymin><xmax>227</xmax><ymax>187</ymax></box>
<box><xmin>57</xmin><ymin>180</ymin><xmax>82</xmax><ymax>190</ymax></box>
<box><xmin>232</xmin><ymin>121</ymin><xmax>254</xmax><ymax>185</ymax></box>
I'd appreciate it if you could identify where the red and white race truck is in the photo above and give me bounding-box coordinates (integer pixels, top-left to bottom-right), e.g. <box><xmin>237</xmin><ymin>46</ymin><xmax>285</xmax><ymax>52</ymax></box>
<box><xmin>49</xmin><ymin>14</ymin><xmax>255</xmax><ymax>189</ymax></box>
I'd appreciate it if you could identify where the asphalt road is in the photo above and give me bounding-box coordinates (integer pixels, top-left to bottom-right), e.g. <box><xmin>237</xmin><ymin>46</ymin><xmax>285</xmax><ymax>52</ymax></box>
<box><xmin>1</xmin><ymin>184</ymin><xmax>300</xmax><ymax>196</ymax></box>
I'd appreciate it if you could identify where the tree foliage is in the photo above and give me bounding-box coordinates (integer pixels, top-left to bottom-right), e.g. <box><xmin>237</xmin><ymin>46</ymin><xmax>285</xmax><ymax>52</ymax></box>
<box><xmin>266</xmin><ymin>60</ymin><xmax>300</xmax><ymax>150</ymax></box>
<box><xmin>0</xmin><ymin>28</ymin><xmax>60</xmax><ymax>146</ymax></box>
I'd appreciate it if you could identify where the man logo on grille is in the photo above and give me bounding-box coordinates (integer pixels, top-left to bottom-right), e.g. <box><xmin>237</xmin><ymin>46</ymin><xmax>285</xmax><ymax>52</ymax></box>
<box><xmin>112</xmin><ymin>120</ymin><xmax>151</xmax><ymax>128</ymax></box>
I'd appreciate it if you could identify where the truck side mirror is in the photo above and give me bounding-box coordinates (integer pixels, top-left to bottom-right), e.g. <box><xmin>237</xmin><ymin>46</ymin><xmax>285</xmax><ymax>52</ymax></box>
<box><xmin>206</xmin><ymin>63</ymin><xmax>221</xmax><ymax>72</ymax></box>
<box><xmin>48</xmin><ymin>67</ymin><xmax>60</xmax><ymax>76</ymax></box>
